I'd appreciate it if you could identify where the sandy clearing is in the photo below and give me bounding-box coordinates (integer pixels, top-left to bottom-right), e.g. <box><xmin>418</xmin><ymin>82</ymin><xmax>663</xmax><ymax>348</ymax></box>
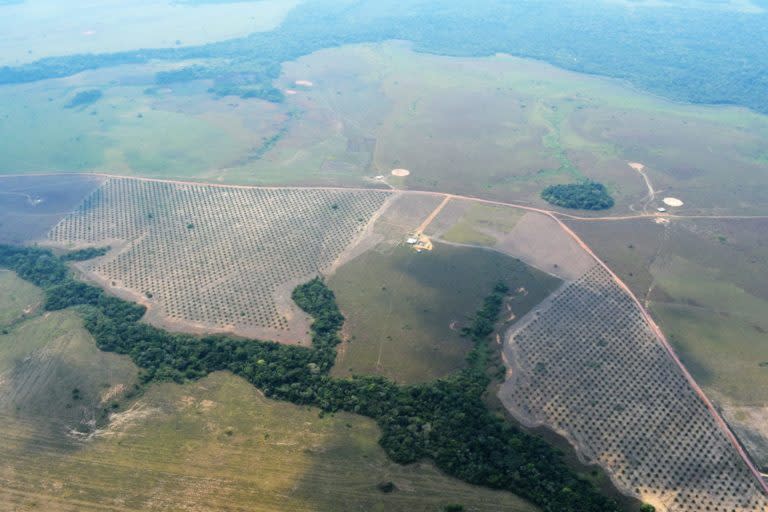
<box><xmin>391</xmin><ymin>168</ymin><xmax>411</xmax><ymax>177</ymax></box>
<box><xmin>284</xmin><ymin>89</ymin><xmax>298</xmax><ymax>95</ymax></box>
<box><xmin>295</xmin><ymin>80</ymin><xmax>314</xmax><ymax>87</ymax></box>
<box><xmin>663</xmin><ymin>197</ymin><xmax>684</xmax><ymax>207</ymax></box>
<box><xmin>628</xmin><ymin>162</ymin><xmax>645</xmax><ymax>172</ymax></box>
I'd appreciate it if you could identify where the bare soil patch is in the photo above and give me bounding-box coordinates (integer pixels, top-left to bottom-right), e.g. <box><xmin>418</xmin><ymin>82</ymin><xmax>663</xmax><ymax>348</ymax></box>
<box><xmin>494</xmin><ymin>212</ymin><xmax>594</xmax><ymax>281</ymax></box>
<box><xmin>391</xmin><ymin>168</ymin><xmax>411</xmax><ymax>177</ymax></box>
<box><xmin>663</xmin><ymin>197</ymin><xmax>684</xmax><ymax>207</ymax></box>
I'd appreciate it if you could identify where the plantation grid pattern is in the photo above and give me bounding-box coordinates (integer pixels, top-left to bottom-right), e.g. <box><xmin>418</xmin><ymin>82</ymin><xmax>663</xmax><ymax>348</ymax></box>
<box><xmin>50</xmin><ymin>178</ymin><xmax>389</xmax><ymax>336</ymax></box>
<box><xmin>501</xmin><ymin>265</ymin><xmax>768</xmax><ymax>512</ymax></box>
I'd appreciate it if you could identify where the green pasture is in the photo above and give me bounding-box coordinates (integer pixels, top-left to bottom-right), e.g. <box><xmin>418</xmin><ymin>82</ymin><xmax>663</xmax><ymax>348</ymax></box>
<box><xmin>0</xmin><ymin>273</ymin><xmax>539</xmax><ymax>512</ymax></box>
<box><xmin>329</xmin><ymin>242</ymin><xmax>560</xmax><ymax>384</ymax></box>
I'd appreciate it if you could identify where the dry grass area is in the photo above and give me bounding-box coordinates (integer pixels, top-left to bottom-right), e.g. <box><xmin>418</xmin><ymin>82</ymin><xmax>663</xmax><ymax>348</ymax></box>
<box><xmin>499</xmin><ymin>265</ymin><xmax>768</xmax><ymax>512</ymax></box>
<box><xmin>0</xmin><ymin>277</ymin><xmax>539</xmax><ymax>512</ymax></box>
<box><xmin>0</xmin><ymin>371</ymin><xmax>541</xmax><ymax>512</ymax></box>
<box><xmin>48</xmin><ymin>178</ymin><xmax>390</xmax><ymax>342</ymax></box>
<box><xmin>0</xmin><ymin>270</ymin><xmax>43</xmax><ymax>328</ymax></box>
<box><xmin>427</xmin><ymin>202</ymin><xmax>593</xmax><ymax>281</ymax></box>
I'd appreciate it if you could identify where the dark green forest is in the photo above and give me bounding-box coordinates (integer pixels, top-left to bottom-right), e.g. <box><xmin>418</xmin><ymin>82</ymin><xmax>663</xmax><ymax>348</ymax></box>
<box><xmin>542</xmin><ymin>181</ymin><xmax>615</xmax><ymax>210</ymax></box>
<box><xmin>0</xmin><ymin>243</ymin><xmax>622</xmax><ymax>512</ymax></box>
<box><xmin>0</xmin><ymin>0</ymin><xmax>766</xmax><ymax>111</ymax></box>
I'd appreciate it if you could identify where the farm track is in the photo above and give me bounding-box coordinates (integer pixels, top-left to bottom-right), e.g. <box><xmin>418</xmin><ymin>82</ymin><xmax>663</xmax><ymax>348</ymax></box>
<box><xmin>7</xmin><ymin>171</ymin><xmax>768</xmax><ymax>496</ymax></box>
<box><xmin>7</xmin><ymin>172</ymin><xmax>768</xmax><ymax>223</ymax></box>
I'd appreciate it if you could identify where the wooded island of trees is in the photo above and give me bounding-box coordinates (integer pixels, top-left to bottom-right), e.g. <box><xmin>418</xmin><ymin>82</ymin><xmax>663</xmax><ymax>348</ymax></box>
<box><xmin>542</xmin><ymin>181</ymin><xmax>614</xmax><ymax>210</ymax></box>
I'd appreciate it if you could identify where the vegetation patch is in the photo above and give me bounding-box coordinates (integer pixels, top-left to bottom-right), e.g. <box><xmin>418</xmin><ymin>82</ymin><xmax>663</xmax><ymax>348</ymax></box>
<box><xmin>65</xmin><ymin>89</ymin><xmax>103</xmax><ymax>109</ymax></box>
<box><xmin>61</xmin><ymin>246</ymin><xmax>110</xmax><ymax>261</ymax></box>
<box><xmin>0</xmin><ymin>243</ymin><xmax>620</xmax><ymax>512</ymax></box>
<box><xmin>541</xmin><ymin>181</ymin><xmax>614</xmax><ymax>210</ymax></box>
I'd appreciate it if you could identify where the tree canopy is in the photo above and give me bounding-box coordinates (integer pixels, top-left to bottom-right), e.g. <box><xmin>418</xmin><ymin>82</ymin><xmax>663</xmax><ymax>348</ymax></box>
<box><xmin>541</xmin><ymin>181</ymin><xmax>615</xmax><ymax>210</ymax></box>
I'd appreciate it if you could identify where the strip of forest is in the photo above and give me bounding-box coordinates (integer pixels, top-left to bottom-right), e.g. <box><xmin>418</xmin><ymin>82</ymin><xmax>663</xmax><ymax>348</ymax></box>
<box><xmin>0</xmin><ymin>243</ymin><xmax>621</xmax><ymax>512</ymax></box>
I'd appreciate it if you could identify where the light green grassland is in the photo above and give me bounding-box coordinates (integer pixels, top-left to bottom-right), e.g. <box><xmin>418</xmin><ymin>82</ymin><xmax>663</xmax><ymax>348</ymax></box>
<box><xmin>3</xmin><ymin>42</ymin><xmax>768</xmax><ymax>213</ymax></box>
<box><xmin>440</xmin><ymin>202</ymin><xmax>525</xmax><ymax>247</ymax></box>
<box><xmin>652</xmin><ymin>255</ymin><xmax>768</xmax><ymax>327</ymax></box>
<box><xmin>0</xmin><ymin>67</ymin><xmax>260</xmax><ymax>176</ymax></box>
<box><xmin>652</xmin><ymin>303</ymin><xmax>768</xmax><ymax>405</ymax></box>
<box><xmin>650</xmin><ymin>253</ymin><xmax>768</xmax><ymax>405</ymax></box>
<box><xmin>329</xmin><ymin>242</ymin><xmax>560</xmax><ymax>384</ymax></box>
<box><xmin>0</xmin><ymin>308</ymin><xmax>139</xmax><ymax>440</ymax></box>
<box><xmin>0</xmin><ymin>270</ymin><xmax>43</xmax><ymax>327</ymax></box>
<box><xmin>0</xmin><ymin>266</ymin><xmax>539</xmax><ymax>512</ymax></box>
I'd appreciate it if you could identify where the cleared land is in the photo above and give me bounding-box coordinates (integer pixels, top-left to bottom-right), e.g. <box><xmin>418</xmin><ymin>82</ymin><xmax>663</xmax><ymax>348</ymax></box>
<box><xmin>428</xmin><ymin>205</ymin><xmax>595</xmax><ymax>281</ymax></box>
<box><xmin>425</xmin><ymin>199</ymin><xmax>525</xmax><ymax>247</ymax></box>
<box><xmin>0</xmin><ymin>174</ymin><xmax>105</xmax><ymax>244</ymax></box>
<box><xmin>48</xmin><ymin>177</ymin><xmax>391</xmax><ymax>342</ymax></box>
<box><xmin>500</xmin><ymin>265</ymin><xmax>768</xmax><ymax>512</ymax></box>
<box><xmin>329</xmin><ymin>242</ymin><xmax>560</xmax><ymax>384</ymax></box>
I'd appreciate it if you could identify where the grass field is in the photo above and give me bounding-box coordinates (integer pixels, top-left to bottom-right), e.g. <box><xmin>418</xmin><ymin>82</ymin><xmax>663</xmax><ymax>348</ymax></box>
<box><xmin>0</xmin><ymin>272</ymin><xmax>139</xmax><ymax>444</ymax></box>
<box><xmin>329</xmin><ymin>242</ymin><xmax>560</xmax><ymax>384</ymax></box>
<box><xmin>1</xmin><ymin>369</ymin><xmax>541</xmax><ymax>512</ymax></box>
<box><xmin>429</xmin><ymin>200</ymin><xmax>525</xmax><ymax>247</ymax></box>
<box><xmin>2</xmin><ymin>42</ymin><xmax>768</xmax><ymax>213</ymax></box>
<box><xmin>0</xmin><ymin>270</ymin><xmax>42</xmax><ymax>327</ymax></box>
<box><xmin>0</xmin><ymin>66</ymin><xmax>267</xmax><ymax>177</ymax></box>
<box><xmin>0</xmin><ymin>270</ymin><xmax>539</xmax><ymax>512</ymax></box>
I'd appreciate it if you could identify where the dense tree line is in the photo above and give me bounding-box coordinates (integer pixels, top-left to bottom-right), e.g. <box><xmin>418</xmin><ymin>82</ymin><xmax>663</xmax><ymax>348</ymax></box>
<box><xmin>0</xmin><ymin>1</ymin><xmax>766</xmax><ymax>113</ymax></box>
<box><xmin>542</xmin><ymin>181</ymin><xmax>615</xmax><ymax>210</ymax></box>
<box><xmin>0</xmin><ymin>244</ymin><xmax>621</xmax><ymax>511</ymax></box>
<box><xmin>60</xmin><ymin>246</ymin><xmax>110</xmax><ymax>261</ymax></box>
